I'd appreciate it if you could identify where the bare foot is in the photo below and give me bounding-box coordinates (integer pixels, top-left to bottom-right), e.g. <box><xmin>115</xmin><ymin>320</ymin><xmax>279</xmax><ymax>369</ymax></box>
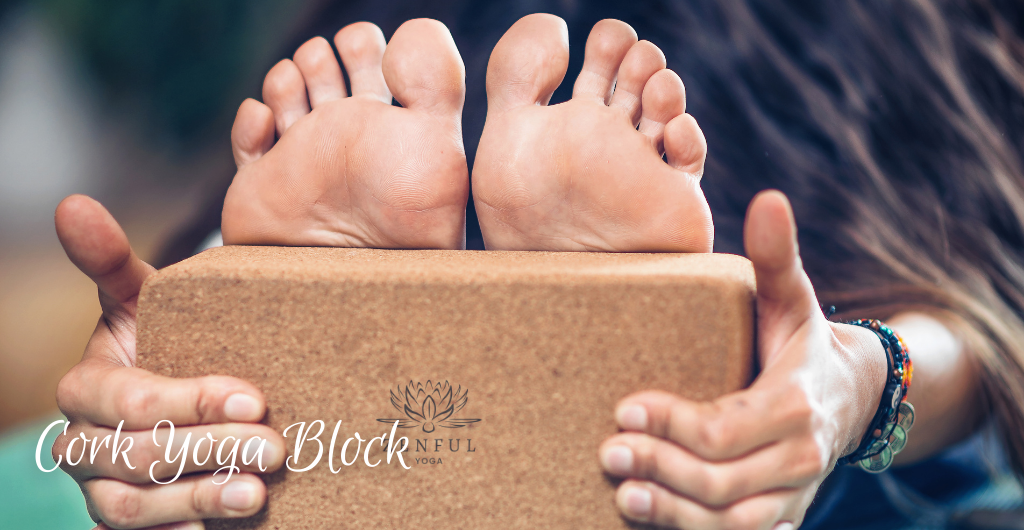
<box><xmin>222</xmin><ymin>20</ymin><xmax>468</xmax><ymax>249</ymax></box>
<box><xmin>474</xmin><ymin>15</ymin><xmax>713</xmax><ymax>252</ymax></box>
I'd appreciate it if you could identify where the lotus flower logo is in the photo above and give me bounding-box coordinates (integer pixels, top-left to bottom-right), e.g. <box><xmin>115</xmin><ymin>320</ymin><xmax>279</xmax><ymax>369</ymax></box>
<box><xmin>376</xmin><ymin>380</ymin><xmax>481</xmax><ymax>433</ymax></box>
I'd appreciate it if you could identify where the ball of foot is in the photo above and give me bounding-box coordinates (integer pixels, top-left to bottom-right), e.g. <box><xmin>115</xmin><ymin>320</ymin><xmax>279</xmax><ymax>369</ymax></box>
<box><xmin>474</xmin><ymin>15</ymin><xmax>713</xmax><ymax>252</ymax></box>
<box><xmin>222</xmin><ymin>20</ymin><xmax>469</xmax><ymax>250</ymax></box>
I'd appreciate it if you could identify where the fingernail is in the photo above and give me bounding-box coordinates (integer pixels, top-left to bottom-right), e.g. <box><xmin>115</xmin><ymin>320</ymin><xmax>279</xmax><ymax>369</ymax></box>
<box><xmin>221</xmin><ymin>480</ymin><xmax>259</xmax><ymax>511</ymax></box>
<box><xmin>601</xmin><ymin>445</ymin><xmax>634</xmax><ymax>475</ymax></box>
<box><xmin>240</xmin><ymin>436</ymin><xmax>282</xmax><ymax>469</ymax></box>
<box><xmin>167</xmin><ymin>522</ymin><xmax>205</xmax><ymax>530</ymax></box>
<box><xmin>260</xmin><ymin>440</ymin><xmax>284</xmax><ymax>468</ymax></box>
<box><xmin>616</xmin><ymin>405</ymin><xmax>647</xmax><ymax>431</ymax></box>
<box><xmin>224</xmin><ymin>394</ymin><xmax>263</xmax><ymax>422</ymax></box>
<box><xmin>622</xmin><ymin>486</ymin><xmax>652</xmax><ymax>518</ymax></box>
<box><xmin>773</xmin><ymin>523</ymin><xmax>795</xmax><ymax>530</ymax></box>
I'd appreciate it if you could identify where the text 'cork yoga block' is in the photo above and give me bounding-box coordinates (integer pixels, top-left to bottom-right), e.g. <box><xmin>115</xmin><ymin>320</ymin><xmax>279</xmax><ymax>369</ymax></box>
<box><xmin>136</xmin><ymin>246</ymin><xmax>756</xmax><ymax>529</ymax></box>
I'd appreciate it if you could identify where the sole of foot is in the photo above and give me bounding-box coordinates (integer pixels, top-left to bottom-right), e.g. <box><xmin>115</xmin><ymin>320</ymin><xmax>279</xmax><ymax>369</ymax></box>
<box><xmin>222</xmin><ymin>19</ymin><xmax>469</xmax><ymax>249</ymax></box>
<box><xmin>474</xmin><ymin>14</ymin><xmax>713</xmax><ymax>252</ymax></box>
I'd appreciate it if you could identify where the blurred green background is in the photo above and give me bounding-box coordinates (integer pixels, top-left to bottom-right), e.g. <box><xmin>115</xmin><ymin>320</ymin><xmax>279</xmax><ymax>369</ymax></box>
<box><xmin>0</xmin><ymin>1</ymin><xmax>319</xmax><ymax>527</ymax></box>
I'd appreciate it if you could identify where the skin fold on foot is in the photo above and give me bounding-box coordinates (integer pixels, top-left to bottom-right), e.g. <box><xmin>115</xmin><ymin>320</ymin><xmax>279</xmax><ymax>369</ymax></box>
<box><xmin>222</xmin><ymin>19</ymin><xmax>469</xmax><ymax>249</ymax></box>
<box><xmin>474</xmin><ymin>14</ymin><xmax>714</xmax><ymax>252</ymax></box>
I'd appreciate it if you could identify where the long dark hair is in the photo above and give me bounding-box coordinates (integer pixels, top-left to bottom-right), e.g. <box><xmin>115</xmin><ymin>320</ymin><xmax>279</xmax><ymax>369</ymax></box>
<box><xmin>158</xmin><ymin>0</ymin><xmax>1024</xmax><ymax>478</ymax></box>
<box><xmin>664</xmin><ymin>0</ymin><xmax>1024</xmax><ymax>479</ymax></box>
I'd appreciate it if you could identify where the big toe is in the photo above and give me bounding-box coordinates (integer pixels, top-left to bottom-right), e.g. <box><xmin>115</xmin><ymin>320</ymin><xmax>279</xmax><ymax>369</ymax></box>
<box><xmin>486</xmin><ymin>13</ymin><xmax>570</xmax><ymax>114</ymax></box>
<box><xmin>382</xmin><ymin>19</ymin><xmax>465</xmax><ymax>118</ymax></box>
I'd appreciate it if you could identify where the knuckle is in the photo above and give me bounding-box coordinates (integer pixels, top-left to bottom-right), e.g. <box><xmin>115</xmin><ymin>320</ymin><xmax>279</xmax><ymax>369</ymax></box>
<box><xmin>794</xmin><ymin>439</ymin><xmax>829</xmax><ymax>479</ymax></box>
<box><xmin>116</xmin><ymin>386</ymin><xmax>158</xmax><ymax>425</ymax></box>
<box><xmin>92</xmin><ymin>482</ymin><xmax>143</xmax><ymax>529</ymax></box>
<box><xmin>195</xmin><ymin>377</ymin><xmax>222</xmax><ymax>423</ymax></box>
<box><xmin>131</xmin><ymin>439</ymin><xmax>163</xmax><ymax>479</ymax></box>
<box><xmin>783</xmin><ymin>391</ymin><xmax>817</xmax><ymax>432</ymax></box>
<box><xmin>51</xmin><ymin>434</ymin><xmax>70</xmax><ymax>465</ymax></box>
<box><xmin>698</xmin><ymin>418</ymin><xmax>734</xmax><ymax>455</ymax></box>
<box><xmin>191</xmin><ymin>479</ymin><xmax>212</xmax><ymax>516</ymax></box>
<box><xmin>82</xmin><ymin>492</ymin><xmax>103</xmax><ymax>524</ymax></box>
<box><xmin>630</xmin><ymin>440</ymin><xmax>656</xmax><ymax>478</ymax></box>
<box><xmin>56</xmin><ymin>368</ymin><xmax>82</xmax><ymax>415</ymax></box>
<box><xmin>698</xmin><ymin>466</ymin><xmax>732</xmax><ymax>506</ymax></box>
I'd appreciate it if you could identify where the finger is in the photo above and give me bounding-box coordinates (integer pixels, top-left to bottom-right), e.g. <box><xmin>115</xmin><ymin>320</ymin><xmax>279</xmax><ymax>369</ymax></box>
<box><xmin>615</xmin><ymin>389</ymin><xmax>813</xmax><ymax>461</ymax></box>
<box><xmin>55</xmin><ymin>195</ymin><xmax>155</xmax><ymax>306</ymax></box>
<box><xmin>85</xmin><ymin>473</ymin><xmax>265</xmax><ymax>529</ymax></box>
<box><xmin>55</xmin><ymin>422</ymin><xmax>285</xmax><ymax>483</ymax></box>
<box><xmin>615</xmin><ymin>479</ymin><xmax>795</xmax><ymax>530</ymax></box>
<box><xmin>600</xmin><ymin>432</ymin><xmax>826</xmax><ymax>507</ymax></box>
<box><xmin>95</xmin><ymin>522</ymin><xmax>203</xmax><ymax>530</ymax></box>
<box><xmin>58</xmin><ymin>362</ymin><xmax>266</xmax><ymax>428</ymax></box>
<box><xmin>230</xmin><ymin>99</ymin><xmax>275</xmax><ymax>167</ymax></box>
<box><xmin>744</xmin><ymin>191</ymin><xmax>821</xmax><ymax>359</ymax></box>
<box><xmin>293</xmin><ymin>36</ymin><xmax>347</xmax><ymax>107</ymax></box>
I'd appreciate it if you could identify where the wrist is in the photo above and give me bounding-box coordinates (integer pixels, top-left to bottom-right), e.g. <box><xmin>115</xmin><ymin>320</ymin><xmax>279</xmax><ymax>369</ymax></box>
<box><xmin>828</xmin><ymin>321</ymin><xmax>889</xmax><ymax>458</ymax></box>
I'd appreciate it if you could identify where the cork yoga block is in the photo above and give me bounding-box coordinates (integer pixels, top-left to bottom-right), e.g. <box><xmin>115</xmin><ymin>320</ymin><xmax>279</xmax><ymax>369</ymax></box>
<box><xmin>136</xmin><ymin>246</ymin><xmax>756</xmax><ymax>529</ymax></box>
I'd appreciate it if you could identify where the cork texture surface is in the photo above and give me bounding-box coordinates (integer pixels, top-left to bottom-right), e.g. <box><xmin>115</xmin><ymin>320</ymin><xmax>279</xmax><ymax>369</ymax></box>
<box><xmin>136</xmin><ymin>247</ymin><xmax>756</xmax><ymax>529</ymax></box>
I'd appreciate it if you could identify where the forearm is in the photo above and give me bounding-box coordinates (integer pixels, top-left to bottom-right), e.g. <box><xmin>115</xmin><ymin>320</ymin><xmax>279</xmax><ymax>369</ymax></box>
<box><xmin>887</xmin><ymin>311</ymin><xmax>983</xmax><ymax>463</ymax></box>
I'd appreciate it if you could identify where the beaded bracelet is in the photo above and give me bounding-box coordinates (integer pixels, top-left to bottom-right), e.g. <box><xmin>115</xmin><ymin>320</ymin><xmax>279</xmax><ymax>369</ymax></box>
<box><xmin>834</xmin><ymin>316</ymin><xmax>915</xmax><ymax>473</ymax></box>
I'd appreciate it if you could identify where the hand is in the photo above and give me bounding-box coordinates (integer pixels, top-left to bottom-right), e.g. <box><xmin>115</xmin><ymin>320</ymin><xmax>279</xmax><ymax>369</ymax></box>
<box><xmin>599</xmin><ymin>190</ymin><xmax>888</xmax><ymax>529</ymax></box>
<box><xmin>52</xmin><ymin>195</ymin><xmax>286</xmax><ymax>530</ymax></box>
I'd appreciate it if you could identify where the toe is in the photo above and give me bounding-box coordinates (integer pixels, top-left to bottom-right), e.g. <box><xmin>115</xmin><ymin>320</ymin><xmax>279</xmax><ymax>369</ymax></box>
<box><xmin>383</xmin><ymin>19</ymin><xmax>465</xmax><ymax>117</ymax></box>
<box><xmin>638</xmin><ymin>69</ymin><xmax>686</xmax><ymax>154</ymax></box>
<box><xmin>573</xmin><ymin>19</ymin><xmax>638</xmax><ymax>104</ymax></box>
<box><xmin>293</xmin><ymin>36</ymin><xmax>347</xmax><ymax>107</ymax></box>
<box><xmin>335</xmin><ymin>22</ymin><xmax>391</xmax><ymax>103</ymax></box>
<box><xmin>664</xmin><ymin>113</ymin><xmax>707</xmax><ymax>178</ymax></box>
<box><xmin>231</xmin><ymin>98</ymin><xmax>275</xmax><ymax>167</ymax></box>
<box><xmin>263</xmin><ymin>59</ymin><xmax>310</xmax><ymax>136</ymax></box>
<box><xmin>486</xmin><ymin>13</ymin><xmax>569</xmax><ymax>113</ymax></box>
<box><xmin>609</xmin><ymin>41</ymin><xmax>666</xmax><ymax>125</ymax></box>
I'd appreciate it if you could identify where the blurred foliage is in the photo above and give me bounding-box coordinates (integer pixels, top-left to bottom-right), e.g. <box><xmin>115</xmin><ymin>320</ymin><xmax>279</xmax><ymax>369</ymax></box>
<box><xmin>29</xmin><ymin>0</ymin><xmax>312</xmax><ymax>150</ymax></box>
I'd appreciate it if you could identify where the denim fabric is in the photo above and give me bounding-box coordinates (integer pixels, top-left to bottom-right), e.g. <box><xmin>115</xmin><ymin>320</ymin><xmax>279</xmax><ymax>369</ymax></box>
<box><xmin>804</xmin><ymin>423</ymin><xmax>1023</xmax><ymax>530</ymax></box>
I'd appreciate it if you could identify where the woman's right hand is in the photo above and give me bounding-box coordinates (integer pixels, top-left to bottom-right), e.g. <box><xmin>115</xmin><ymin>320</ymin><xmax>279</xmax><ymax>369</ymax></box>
<box><xmin>51</xmin><ymin>195</ymin><xmax>286</xmax><ymax>530</ymax></box>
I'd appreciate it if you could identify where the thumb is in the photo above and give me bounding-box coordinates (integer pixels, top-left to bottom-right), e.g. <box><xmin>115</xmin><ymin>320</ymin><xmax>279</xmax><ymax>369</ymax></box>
<box><xmin>744</xmin><ymin>191</ymin><xmax>821</xmax><ymax>352</ymax></box>
<box><xmin>55</xmin><ymin>195</ymin><xmax>155</xmax><ymax>309</ymax></box>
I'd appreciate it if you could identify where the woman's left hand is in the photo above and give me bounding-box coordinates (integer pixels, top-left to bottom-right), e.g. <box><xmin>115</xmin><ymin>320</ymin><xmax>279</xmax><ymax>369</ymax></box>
<box><xmin>599</xmin><ymin>190</ymin><xmax>889</xmax><ymax>529</ymax></box>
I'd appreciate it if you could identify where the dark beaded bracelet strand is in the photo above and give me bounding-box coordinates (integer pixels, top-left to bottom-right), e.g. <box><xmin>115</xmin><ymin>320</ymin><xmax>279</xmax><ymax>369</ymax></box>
<box><xmin>835</xmin><ymin>317</ymin><xmax>915</xmax><ymax>473</ymax></box>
